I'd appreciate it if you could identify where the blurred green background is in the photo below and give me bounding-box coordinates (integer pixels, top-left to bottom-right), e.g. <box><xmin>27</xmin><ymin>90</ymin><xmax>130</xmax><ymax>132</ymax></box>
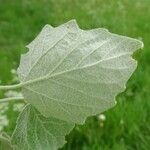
<box><xmin>0</xmin><ymin>0</ymin><xmax>149</xmax><ymax>149</ymax></box>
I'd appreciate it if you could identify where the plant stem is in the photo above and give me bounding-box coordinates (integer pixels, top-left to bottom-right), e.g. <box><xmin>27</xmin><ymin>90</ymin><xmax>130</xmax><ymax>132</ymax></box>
<box><xmin>0</xmin><ymin>96</ymin><xmax>24</xmax><ymax>103</ymax></box>
<box><xmin>0</xmin><ymin>83</ymin><xmax>22</xmax><ymax>90</ymax></box>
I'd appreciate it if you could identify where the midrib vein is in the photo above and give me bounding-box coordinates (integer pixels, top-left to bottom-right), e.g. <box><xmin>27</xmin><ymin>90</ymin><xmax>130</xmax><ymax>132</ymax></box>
<box><xmin>21</xmin><ymin>52</ymin><xmax>131</xmax><ymax>87</ymax></box>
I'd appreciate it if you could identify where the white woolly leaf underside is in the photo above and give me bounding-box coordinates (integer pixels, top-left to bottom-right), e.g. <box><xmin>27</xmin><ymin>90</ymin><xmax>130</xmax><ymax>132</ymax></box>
<box><xmin>11</xmin><ymin>20</ymin><xmax>143</xmax><ymax>150</ymax></box>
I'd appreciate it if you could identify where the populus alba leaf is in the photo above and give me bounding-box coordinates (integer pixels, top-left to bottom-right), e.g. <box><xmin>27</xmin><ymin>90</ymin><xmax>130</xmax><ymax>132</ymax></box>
<box><xmin>11</xmin><ymin>104</ymin><xmax>74</xmax><ymax>150</ymax></box>
<box><xmin>17</xmin><ymin>20</ymin><xmax>143</xmax><ymax>124</ymax></box>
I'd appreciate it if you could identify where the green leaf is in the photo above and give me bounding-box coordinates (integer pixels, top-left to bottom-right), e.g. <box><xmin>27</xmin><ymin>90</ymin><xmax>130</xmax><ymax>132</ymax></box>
<box><xmin>13</xmin><ymin>19</ymin><xmax>143</xmax><ymax>149</ymax></box>
<box><xmin>11</xmin><ymin>104</ymin><xmax>74</xmax><ymax>150</ymax></box>
<box><xmin>0</xmin><ymin>133</ymin><xmax>13</xmax><ymax>150</ymax></box>
<box><xmin>17</xmin><ymin>19</ymin><xmax>143</xmax><ymax>124</ymax></box>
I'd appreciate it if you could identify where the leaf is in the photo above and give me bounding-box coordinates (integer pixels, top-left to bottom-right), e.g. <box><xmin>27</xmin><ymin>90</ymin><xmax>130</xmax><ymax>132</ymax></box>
<box><xmin>0</xmin><ymin>133</ymin><xmax>13</xmax><ymax>150</ymax></box>
<box><xmin>13</xmin><ymin>19</ymin><xmax>143</xmax><ymax>149</ymax></box>
<box><xmin>17</xmin><ymin>20</ymin><xmax>143</xmax><ymax>124</ymax></box>
<box><xmin>11</xmin><ymin>104</ymin><xmax>74</xmax><ymax>150</ymax></box>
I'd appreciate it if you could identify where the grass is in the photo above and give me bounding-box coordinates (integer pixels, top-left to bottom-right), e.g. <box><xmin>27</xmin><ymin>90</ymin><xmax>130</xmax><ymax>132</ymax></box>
<box><xmin>0</xmin><ymin>0</ymin><xmax>150</xmax><ymax>149</ymax></box>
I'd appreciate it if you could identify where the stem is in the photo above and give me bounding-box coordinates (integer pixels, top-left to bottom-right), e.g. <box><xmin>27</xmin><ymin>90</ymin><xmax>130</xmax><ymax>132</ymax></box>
<box><xmin>0</xmin><ymin>83</ymin><xmax>22</xmax><ymax>90</ymax></box>
<box><xmin>0</xmin><ymin>96</ymin><xmax>24</xmax><ymax>103</ymax></box>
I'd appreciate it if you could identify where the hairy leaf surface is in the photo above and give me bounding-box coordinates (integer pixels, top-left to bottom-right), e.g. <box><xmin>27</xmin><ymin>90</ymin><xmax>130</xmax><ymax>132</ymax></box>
<box><xmin>17</xmin><ymin>20</ymin><xmax>143</xmax><ymax>124</ymax></box>
<box><xmin>12</xmin><ymin>20</ymin><xmax>144</xmax><ymax>149</ymax></box>
<box><xmin>11</xmin><ymin>104</ymin><xmax>74</xmax><ymax>150</ymax></box>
